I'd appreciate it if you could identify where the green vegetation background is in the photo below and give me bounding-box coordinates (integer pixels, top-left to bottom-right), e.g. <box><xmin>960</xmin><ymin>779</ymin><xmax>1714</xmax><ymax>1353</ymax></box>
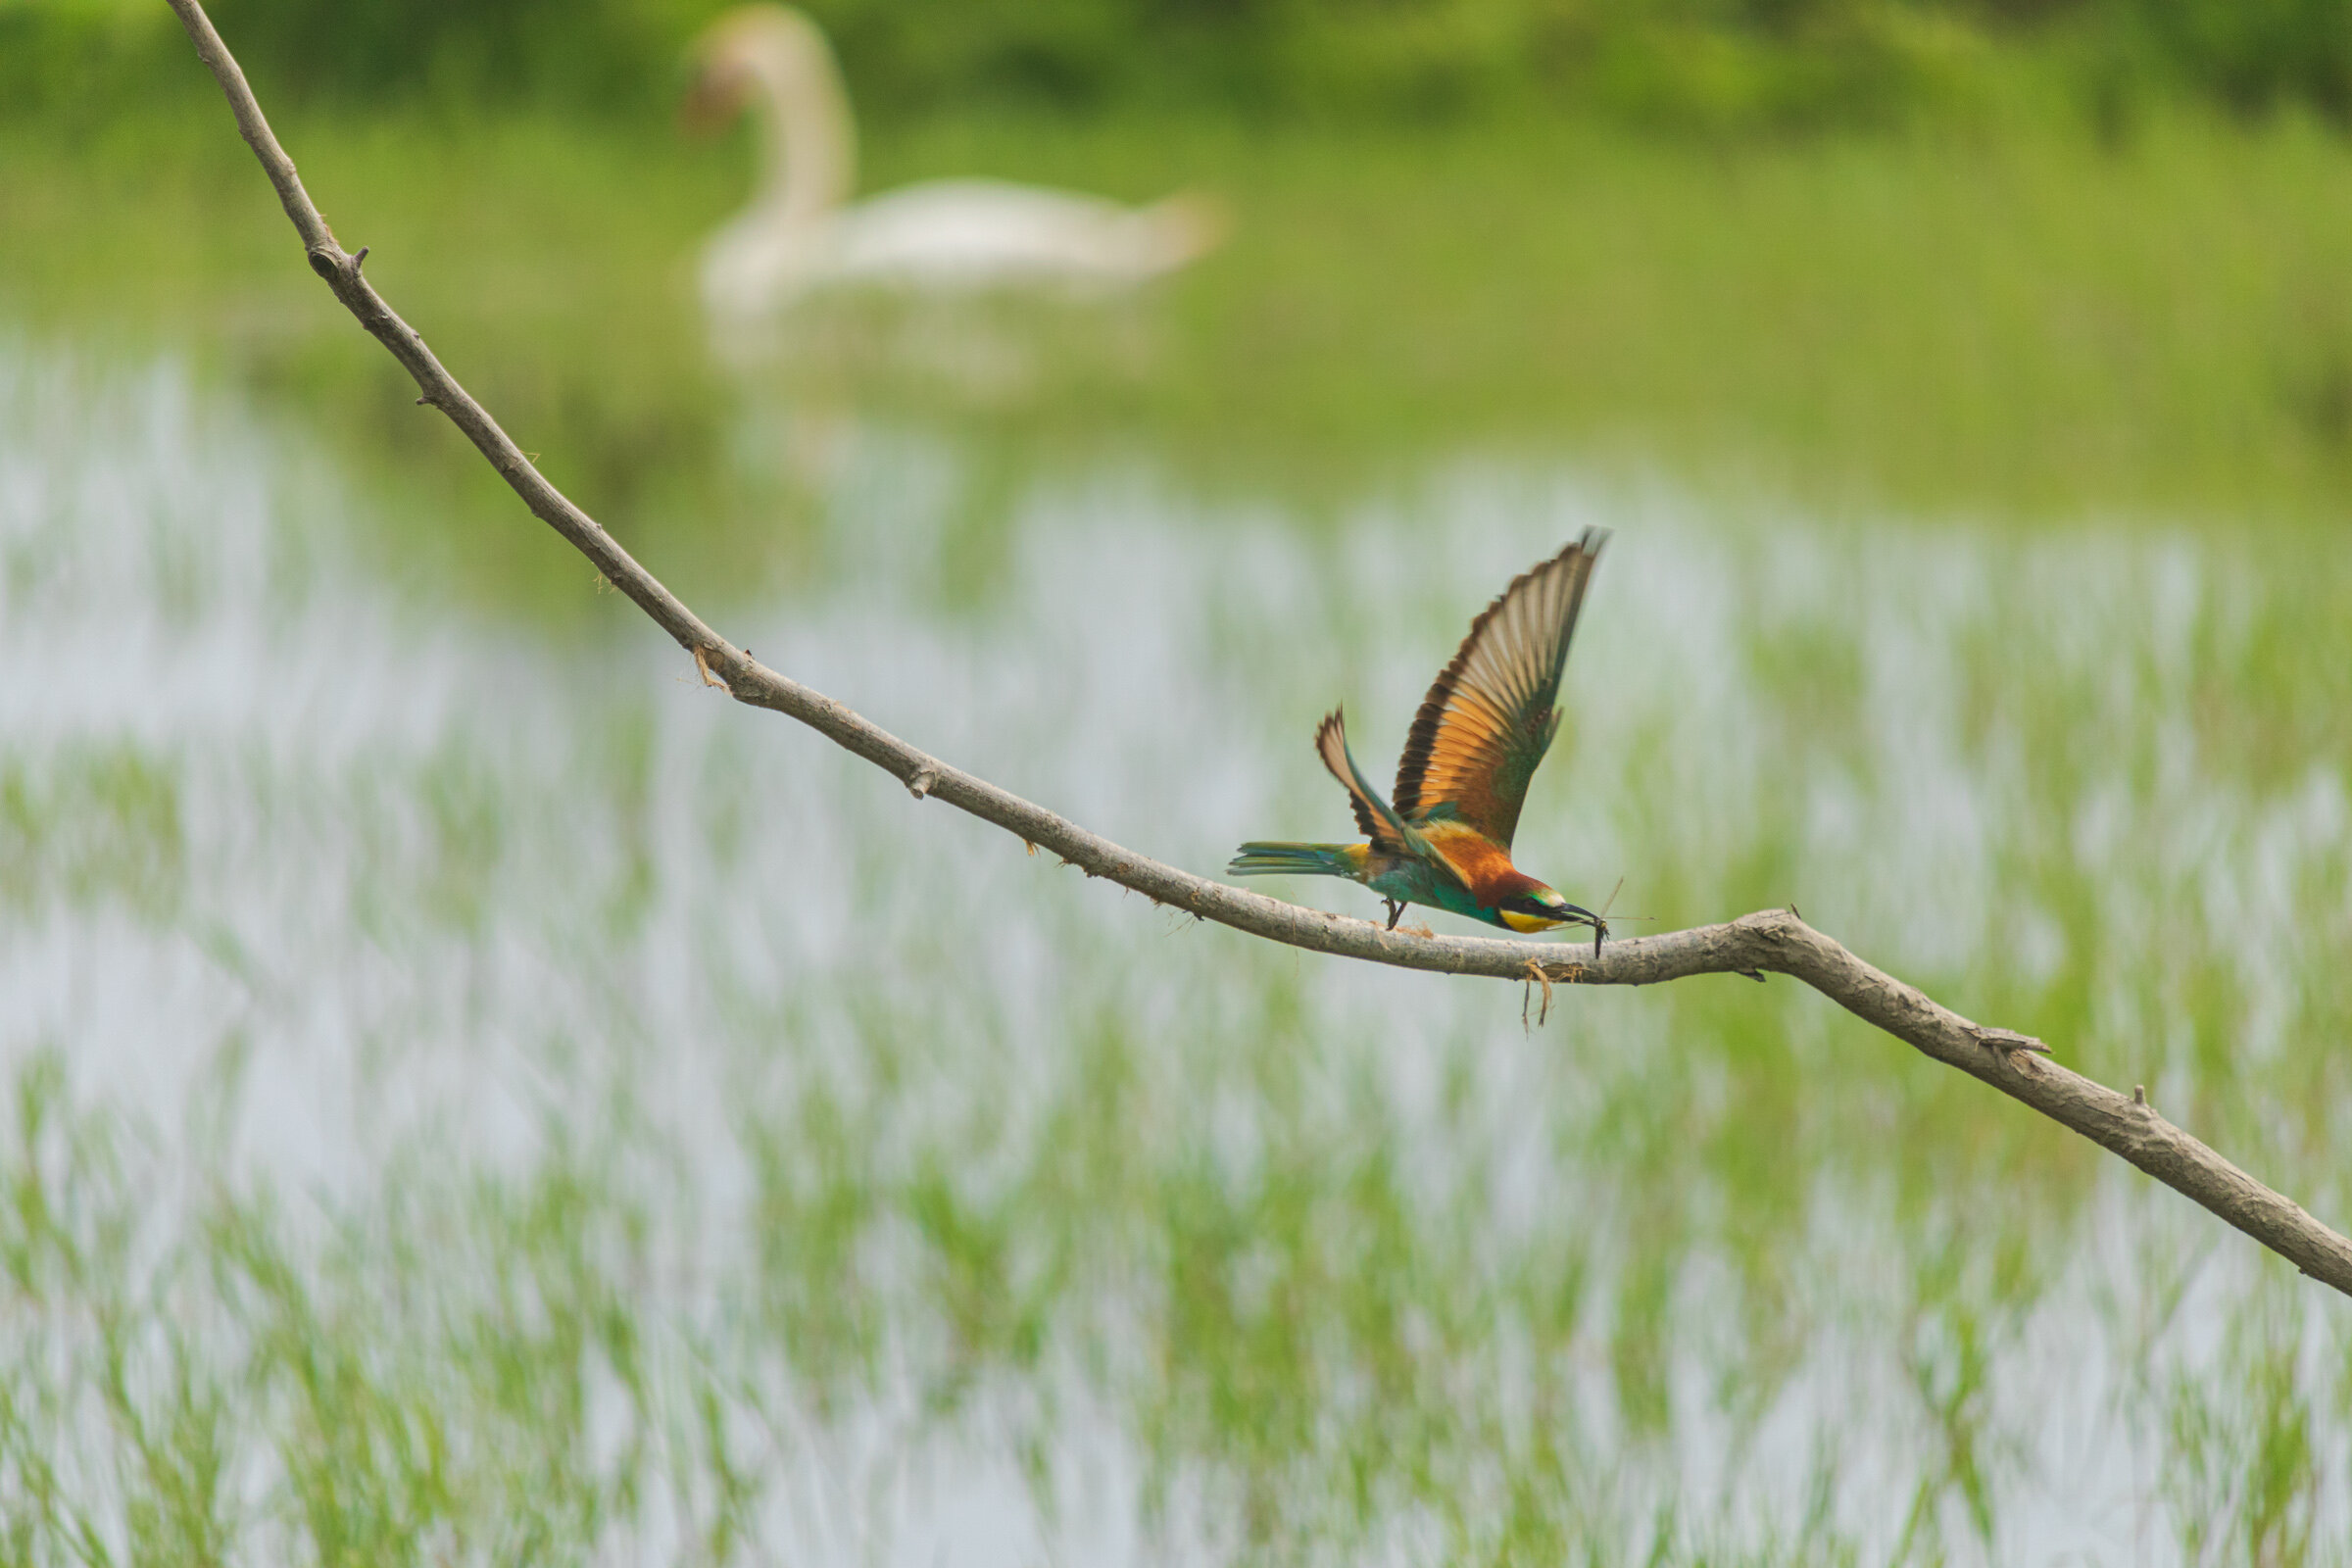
<box><xmin>5</xmin><ymin>5</ymin><xmax>2352</xmax><ymax>1559</ymax></box>
<box><xmin>12</xmin><ymin>0</ymin><xmax>2352</xmax><ymax>612</ymax></box>
<box><xmin>16</xmin><ymin>0</ymin><xmax>2352</xmax><ymax>129</ymax></box>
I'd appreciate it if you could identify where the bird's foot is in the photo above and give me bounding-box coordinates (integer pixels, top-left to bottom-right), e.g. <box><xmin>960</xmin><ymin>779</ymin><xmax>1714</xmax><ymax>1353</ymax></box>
<box><xmin>1383</xmin><ymin>898</ymin><xmax>1404</xmax><ymax>931</ymax></box>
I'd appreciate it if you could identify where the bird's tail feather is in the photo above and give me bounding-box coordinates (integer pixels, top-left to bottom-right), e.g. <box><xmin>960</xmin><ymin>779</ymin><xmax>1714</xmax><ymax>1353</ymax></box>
<box><xmin>1228</xmin><ymin>842</ymin><xmax>1362</xmax><ymax>879</ymax></box>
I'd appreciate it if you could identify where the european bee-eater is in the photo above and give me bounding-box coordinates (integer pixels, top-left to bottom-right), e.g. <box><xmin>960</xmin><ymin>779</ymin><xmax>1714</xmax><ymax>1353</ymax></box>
<box><xmin>1230</xmin><ymin>531</ymin><xmax>1610</xmax><ymax>951</ymax></box>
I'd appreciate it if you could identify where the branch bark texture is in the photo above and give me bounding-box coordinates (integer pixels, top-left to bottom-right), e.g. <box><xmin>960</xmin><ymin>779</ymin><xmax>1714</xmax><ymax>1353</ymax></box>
<box><xmin>164</xmin><ymin>0</ymin><xmax>2352</xmax><ymax>1300</ymax></box>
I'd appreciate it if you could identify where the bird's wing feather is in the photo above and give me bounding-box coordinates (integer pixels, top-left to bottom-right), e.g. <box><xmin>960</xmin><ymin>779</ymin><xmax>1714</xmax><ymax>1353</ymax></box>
<box><xmin>1392</xmin><ymin>530</ymin><xmax>1607</xmax><ymax>852</ymax></box>
<box><xmin>1314</xmin><ymin>710</ymin><xmax>1484</xmax><ymax>904</ymax></box>
<box><xmin>1322</xmin><ymin>704</ymin><xmax>1474</xmax><ymax>858</ymax></box>
<box><xmin>1315</xmin><ymin>709</ymin><xmax>1406</xmax><ymax>851</ymax></box>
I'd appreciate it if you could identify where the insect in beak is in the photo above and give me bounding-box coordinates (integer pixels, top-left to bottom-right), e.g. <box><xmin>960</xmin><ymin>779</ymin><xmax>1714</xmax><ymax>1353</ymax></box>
<box><xmin>1559</xmin><ymin>904</ymin><xmax>1607</xmax><ymax>957</ymax></box>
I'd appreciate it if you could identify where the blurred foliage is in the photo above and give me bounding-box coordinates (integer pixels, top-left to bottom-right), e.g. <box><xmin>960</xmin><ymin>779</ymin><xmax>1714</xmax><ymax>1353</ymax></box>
<box><xmin>13</xmin><ymin>100</ymin><xmax>2352</xmax><ymax>624</ymax></box>
<box><xmin>2101</xmin><ymin>0</ymin><xmax>2352</xmax><ymax>123</ymax></box>
<box><xmin>9</xmin><ymin>0</ymin><xmax>2352</xmax><ymax>134</ymax></box>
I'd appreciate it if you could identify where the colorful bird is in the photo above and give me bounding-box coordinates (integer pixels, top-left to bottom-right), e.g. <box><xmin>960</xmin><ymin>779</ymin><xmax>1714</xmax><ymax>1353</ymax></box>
<box><xmin>1230</xmin><ymin>531</ymin><xmax>1611</xmax><ymax>951</ymax></box>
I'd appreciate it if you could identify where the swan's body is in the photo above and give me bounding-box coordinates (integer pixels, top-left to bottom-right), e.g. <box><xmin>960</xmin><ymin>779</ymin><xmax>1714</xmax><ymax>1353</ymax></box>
<box><xmin>691</xmin><ymin>6</ymin><xmax>1222</xmax><ymax>325</ymax></box>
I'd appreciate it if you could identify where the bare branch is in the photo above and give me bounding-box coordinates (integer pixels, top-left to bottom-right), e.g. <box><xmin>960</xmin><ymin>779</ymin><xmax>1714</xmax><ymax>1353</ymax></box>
<box><xmin>162</xmin><ymin>0</ymin><xmax>2352</xmax><ymax>1299</ymax></box>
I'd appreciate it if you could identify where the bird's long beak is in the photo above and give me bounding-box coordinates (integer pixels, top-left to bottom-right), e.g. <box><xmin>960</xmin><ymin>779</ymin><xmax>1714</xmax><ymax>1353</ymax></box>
<box><xmin>1560</xmin><ymin>905</ymin><xmax>1606</xmax><ymax>957</ymax></box>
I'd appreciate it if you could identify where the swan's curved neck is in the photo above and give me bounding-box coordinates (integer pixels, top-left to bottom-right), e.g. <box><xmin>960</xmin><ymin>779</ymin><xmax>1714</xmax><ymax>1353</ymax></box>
<box><xmin>739</xmin><ymin>24</ymin><xmax>856</xmax><ymax>228</ymax></box>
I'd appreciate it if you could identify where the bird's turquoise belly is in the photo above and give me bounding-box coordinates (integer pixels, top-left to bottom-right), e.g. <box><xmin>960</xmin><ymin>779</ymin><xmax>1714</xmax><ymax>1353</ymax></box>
<box><xmin>1362</xmin><ymin>858</ymin><xmax>1499</xmax><ymax>928</ymax></box>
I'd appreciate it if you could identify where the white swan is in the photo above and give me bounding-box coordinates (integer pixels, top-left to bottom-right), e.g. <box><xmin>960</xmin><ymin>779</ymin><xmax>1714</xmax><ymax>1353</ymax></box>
<box><xmin>687</xmin><ymin>5</ymin><xmax>1225</xmax><ymax>326</ymax></box>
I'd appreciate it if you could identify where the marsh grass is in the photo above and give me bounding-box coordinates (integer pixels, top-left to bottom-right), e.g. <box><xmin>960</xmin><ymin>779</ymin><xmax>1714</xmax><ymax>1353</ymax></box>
<box><xmin>5</xmin><ymin>357</ymin><xmax>2351</xmax><ymax>1560</ymax></box>
<box><xmin>4</xmin><ymin>98</ymin><xmax>2352</xmax><ymax>1562</ymax></box>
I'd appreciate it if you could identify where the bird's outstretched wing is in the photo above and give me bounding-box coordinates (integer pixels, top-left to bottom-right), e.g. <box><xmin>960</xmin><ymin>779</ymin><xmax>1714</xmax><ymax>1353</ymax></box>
<box><xmin>1315</xmin><ymin>709</ymin><xmax>1410</xmax><ymax>855</ymax></box>
<box><xmin>1392</xmin><ymin>530</ymin><xmax>1608</xmax><ymax>852</ymax></box>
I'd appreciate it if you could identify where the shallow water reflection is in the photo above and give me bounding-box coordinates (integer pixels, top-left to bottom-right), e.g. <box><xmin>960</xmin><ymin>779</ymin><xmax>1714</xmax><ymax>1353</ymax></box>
<box><xmin>2</xmin><ymin>341</ymin><xmax>2347</xmax><ymax>1563</ymax></box>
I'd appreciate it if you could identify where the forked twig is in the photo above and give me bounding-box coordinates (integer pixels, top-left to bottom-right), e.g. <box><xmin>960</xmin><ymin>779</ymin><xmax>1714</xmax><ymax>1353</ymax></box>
<box><xmin>161</xmin><ymin>0</ymin><xmax>2352</xmax><ymax>1299</ymax></box>
<box><xmin>1522</xmin><ymin>958</ymin><xmax>1554</xmax><ymax>1029</ymax></box>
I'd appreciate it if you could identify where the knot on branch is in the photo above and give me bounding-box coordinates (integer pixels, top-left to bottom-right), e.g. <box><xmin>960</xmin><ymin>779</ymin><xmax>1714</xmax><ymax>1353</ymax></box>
<box><xmin>1733</xmin><ymin>907</ymin><xmax>1807</xmax><ymax>946</ymax></box>
<box><xmin>306</xmin><ymin>245</ymin><xmax>369</xmax><ymax>289</ymax></box>
<box><xmin>906</xmin><ymin>767</ymin><xmax>939</xmax><ymax>800</ymax></box>
<box><xmin>1967</xmin><ymin>1024</ymin><xmax>2052</xmax><ymax>1057</ymax></box>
